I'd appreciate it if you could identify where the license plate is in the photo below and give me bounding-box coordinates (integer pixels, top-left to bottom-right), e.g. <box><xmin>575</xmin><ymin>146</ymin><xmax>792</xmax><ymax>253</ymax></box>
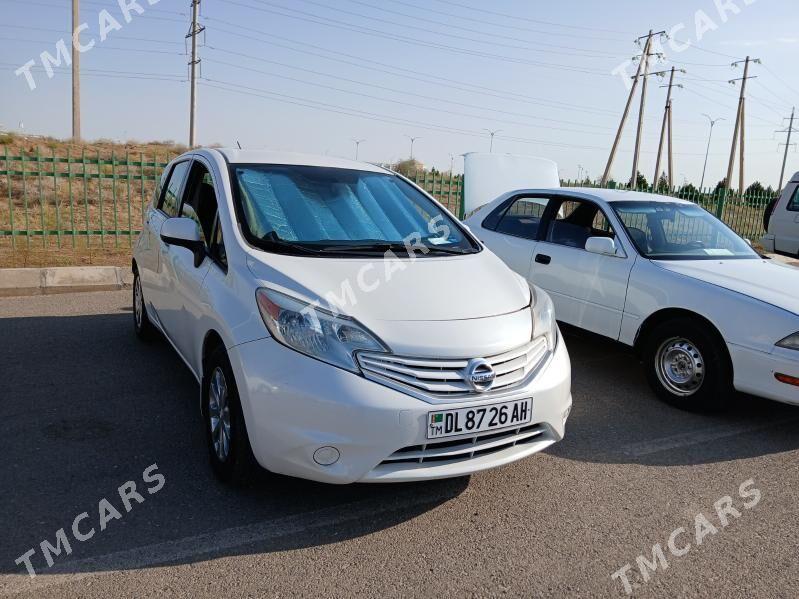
<box><xmin>427</xmin><ymin>399</ymin><xmax>533</xmax><ymax>440</ymax></box>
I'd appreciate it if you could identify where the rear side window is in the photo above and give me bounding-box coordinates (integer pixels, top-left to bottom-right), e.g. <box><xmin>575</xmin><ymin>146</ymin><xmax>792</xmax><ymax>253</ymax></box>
<box><xmin>494</xmin><ymin>198</ymin><xmax>549</xmax><ymax>240</ymax></box>
<box><xmin>158</xmin><ymin>161</ymin><xmax>191</xmax><ymax>217</ymax></box>
<box><xmin>788</xmin><ymin>186</ymin><xmax>799</xmax><ymax>211</ymax></box>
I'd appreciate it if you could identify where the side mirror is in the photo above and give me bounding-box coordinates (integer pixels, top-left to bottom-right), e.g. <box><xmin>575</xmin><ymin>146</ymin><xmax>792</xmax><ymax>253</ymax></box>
<box><xmin>160</xmin><ymin>217</ymin><xmax>206</xmax><ymax>267</ymax></box>
<box><xmin>585</xmin><ymin>236</ymin><xmax>617</xmax><ymax>256</ymax></box>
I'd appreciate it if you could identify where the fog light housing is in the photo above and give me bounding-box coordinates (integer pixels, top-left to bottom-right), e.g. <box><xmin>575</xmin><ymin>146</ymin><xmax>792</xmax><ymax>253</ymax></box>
<box><xmin>313</xmin><ymin>446</ymin><xmax>341</xmax><ymax>466</ymax></box>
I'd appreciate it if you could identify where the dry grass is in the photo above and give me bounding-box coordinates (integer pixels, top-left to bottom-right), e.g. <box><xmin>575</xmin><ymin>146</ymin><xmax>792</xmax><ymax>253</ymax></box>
<box><xmin>0</xmin><ymin>133</ymin><xmax>184</xmax><ymax>266</ymax></box>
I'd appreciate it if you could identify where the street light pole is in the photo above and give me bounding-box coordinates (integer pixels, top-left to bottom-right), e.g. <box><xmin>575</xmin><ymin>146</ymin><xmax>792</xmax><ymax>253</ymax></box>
<box><xmin>700</xmin><ymin>114</ymin><xmax>724</xmax><ymax>190</ymax></box>
<box><xmin>483</xmin><ymin>129</ymin><xmax>502</xmax><ymax>153</ymax></box>
<box><xmin>352</xmin><ymin>138</ymin><xmax>366</xmax><ymax>161</ymax></box>
<box><xmin>405</xmin><ymin>135</ymin><xmax>421</xmax><ymax>160</ymax></box>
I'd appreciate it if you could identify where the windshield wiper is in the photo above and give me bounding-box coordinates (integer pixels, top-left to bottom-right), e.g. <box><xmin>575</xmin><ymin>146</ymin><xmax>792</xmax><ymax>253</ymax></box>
<box><xmin>260</xmin><ymin>231</ymin><xmax>326</xmax><ymax>255</ymax></box>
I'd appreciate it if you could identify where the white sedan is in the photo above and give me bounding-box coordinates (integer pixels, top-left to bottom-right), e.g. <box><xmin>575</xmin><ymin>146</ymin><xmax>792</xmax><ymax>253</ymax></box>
<box><xmin>465</xmin><ymin>188</ymin><xmax>799</xmax><ymax>410</ymax></box>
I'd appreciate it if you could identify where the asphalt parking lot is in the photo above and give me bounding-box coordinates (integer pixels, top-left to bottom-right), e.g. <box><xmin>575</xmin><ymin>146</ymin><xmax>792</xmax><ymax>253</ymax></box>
<box><xmin>2</xmin><ymin>290</ymin><xmax>799</xmax><ymax>598</ymax></box>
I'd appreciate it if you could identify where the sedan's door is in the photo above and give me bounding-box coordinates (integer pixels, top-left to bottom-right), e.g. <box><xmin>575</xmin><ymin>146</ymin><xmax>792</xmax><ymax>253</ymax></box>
<box><xmin>528</xmin><ymin>197</ymin><xmax>635</xmax><ymax>340</ymax></box>
<box><xmin>773</xmin><ymin>182</ymin><xmax>799</xmax><ymax>255</ymax></box>
<box><xmin>474</xmin><ymin>195</ymin><xmax>553</xmax><ymax>278</ymax></box>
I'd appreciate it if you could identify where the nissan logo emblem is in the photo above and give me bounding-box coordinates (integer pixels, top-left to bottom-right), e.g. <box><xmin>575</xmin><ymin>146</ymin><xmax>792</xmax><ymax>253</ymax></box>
<box><xmin>466</xmin><ymin>358</ymin><xmax>496</xmax><ymax>392</ymax></box>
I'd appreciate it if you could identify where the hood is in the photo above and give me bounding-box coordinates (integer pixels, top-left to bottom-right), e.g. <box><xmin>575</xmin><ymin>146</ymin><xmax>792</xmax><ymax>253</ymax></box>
<box><xmin>654</xmin><ymin>259</ymin><xmax>799</xmax><ymax>315</ymax></box>
<box><xmin>245</xmin><ymin>249</ymin><xmax>531</xmax><ymax>323</ymax></box>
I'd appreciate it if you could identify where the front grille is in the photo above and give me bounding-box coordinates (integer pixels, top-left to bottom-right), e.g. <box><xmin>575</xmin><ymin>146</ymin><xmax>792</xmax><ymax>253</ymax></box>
<box><xmin>380</xmin><ymin>424</ymin><xmax>546</xmax><ymax>466</ymax></box>
<box><xmin>357</xmin><ymin>337</ymin><xmax>549</xmax><ymax>397</ymax></box>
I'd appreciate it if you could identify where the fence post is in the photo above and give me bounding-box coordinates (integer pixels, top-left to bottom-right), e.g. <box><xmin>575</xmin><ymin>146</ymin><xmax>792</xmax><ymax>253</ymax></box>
<box><xmin>715</xmin><ymin>188</ymin><xmax>726</xmax><ymax>219</ymax></box>
<box><xmin>458</xmin><ymin>175</ymin><xmax>465</xmax><ymax>220</ymax></box>
<box><xmin>5</xmin><ymin>145</ymin><xmax>14</xmax><ymax>249</ymax></box>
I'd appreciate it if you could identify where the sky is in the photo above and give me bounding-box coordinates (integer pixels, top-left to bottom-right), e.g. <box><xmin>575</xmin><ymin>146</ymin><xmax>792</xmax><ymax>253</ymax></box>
<box><xmin>1</xmin><ymin>0</ymin><xmax>798</xmax><ymax>188</ymax></box>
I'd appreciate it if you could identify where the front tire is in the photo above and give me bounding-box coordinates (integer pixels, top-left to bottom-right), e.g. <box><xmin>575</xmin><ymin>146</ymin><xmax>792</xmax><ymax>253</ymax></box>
<box><xmin>642</xmin><ymin>318</ymin><xmax>733</xmax><ymax>411</ymax></box>
<box><xmin>202</xmin><ymin>347</ymin><xmax>258</xmax><ymax>484</ymax></box>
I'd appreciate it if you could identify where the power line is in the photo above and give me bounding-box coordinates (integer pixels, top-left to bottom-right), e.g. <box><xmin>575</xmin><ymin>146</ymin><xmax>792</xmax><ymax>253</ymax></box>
<box><xmin>215</xmin><ymin>0</ymin><xmax>617</xmax><ymax>76</ymax></box>
<box><xmin>201</xmin><ymin>54</ymin><xmax>619</xmax><ymax>135</ymax></box>
<box><xmin>204</xmin><ymin>18</ymin><xmax>625</xmax><ymax>118</ymax></box>
<box><xmin>375</xmin><ymin>0</ymin><xmax>628</xmax><ymax>42</ymax></box>
<box><xmin>314</xmin><ymin>0</ymin><xmax>624</xmax><ymax>58</ymax></box>
<box><xmin>426</xmin><ymin>0</ymin><xmax>634</xmax><ymax>35</ymax></box>
<box><xmin>762</xmin><ymin>64</ymin><xmax>799</xmax><ymax>99</ymax></box>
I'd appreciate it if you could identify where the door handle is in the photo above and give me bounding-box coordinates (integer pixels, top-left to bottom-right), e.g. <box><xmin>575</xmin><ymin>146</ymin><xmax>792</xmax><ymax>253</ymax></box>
<box><xmin>535</xmin><ymin>254</ymin><xmax>552</xmax><ymax>265</ymax></box>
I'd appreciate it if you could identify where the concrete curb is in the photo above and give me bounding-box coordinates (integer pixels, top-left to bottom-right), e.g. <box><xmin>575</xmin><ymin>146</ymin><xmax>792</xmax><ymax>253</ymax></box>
<box><xmin>0</xmin><ymin>267</ymin><xmax>134</xmax><ymax>297</ymax></box>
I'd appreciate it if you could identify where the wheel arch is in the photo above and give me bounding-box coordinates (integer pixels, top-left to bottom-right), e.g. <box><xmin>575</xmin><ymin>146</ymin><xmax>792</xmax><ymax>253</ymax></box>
<box><xmin>634</xmin><ymin>308</ymin><xmax>731</xmax><ymax>367</ymax></box>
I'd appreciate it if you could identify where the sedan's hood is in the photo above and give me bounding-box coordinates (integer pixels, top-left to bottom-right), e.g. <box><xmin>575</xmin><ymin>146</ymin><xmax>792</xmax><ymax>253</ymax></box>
<box><xmin>246</xmin><ymin>249</ymin><xmax>531</xmax><ymax>322</ymax></box>
<box><xmin>653</xmin><ymin>259</ymin><xmax>799</xmax><ymax>315</ymax></box>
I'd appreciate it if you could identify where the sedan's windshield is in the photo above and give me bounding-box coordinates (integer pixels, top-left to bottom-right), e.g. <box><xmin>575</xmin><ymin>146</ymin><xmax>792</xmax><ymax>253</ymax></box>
<box><xmin>230</xmin><ymin>164</ymin><xmax>478</xmax><ymax>257</ymax></box>
<box><xmin>611</xmin><ymin>201</ymin><xmax>759</xmax><ymax>260</ymax></box>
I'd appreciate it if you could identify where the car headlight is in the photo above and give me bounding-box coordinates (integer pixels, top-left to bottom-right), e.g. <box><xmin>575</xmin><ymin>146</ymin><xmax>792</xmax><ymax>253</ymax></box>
<box><xmin>531</xmin><ymin>285</ymin><xmax>557</xmax><ymax>350</ymax></box>
<box><xmin>256</xmin><ymin>288</ymin><xmax>388</xmax><ymax>373</ymax></box>
<box><xmin>777</xmin><ymin>332</ymin><xmax>799</xmax><ymax>351</ymax></box>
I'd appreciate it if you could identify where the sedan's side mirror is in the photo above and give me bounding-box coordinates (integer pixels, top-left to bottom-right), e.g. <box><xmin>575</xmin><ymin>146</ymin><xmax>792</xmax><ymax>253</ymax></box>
<box><xmin>585</xmin><ymin>236</ymin><xmax>618</xmax><ymax>256</ymax></box>
<box><xmin>160</xmin><ymin>217</ymin><xmax>206</xmax><ymax>267</ymax></box>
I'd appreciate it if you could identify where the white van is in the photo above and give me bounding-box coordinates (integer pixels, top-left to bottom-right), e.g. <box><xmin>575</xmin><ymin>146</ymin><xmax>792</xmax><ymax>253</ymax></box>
<box><xmin>762</xmin><ymin>172</ymin><xmax>799</xmax><ymax>257</ymax></box>
<box><xmin>132</xmin><ymin>149</ymin><xmax>572</xmax><ymax>484</ymax></box>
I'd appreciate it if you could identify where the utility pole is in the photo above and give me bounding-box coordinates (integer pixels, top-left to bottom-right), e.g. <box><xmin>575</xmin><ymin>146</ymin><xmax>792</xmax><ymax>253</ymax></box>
<box><xmin>652</xmin><ymin>67</ymin><xmax>684</xmax><ymax>189</ymax></box>
<box><xmin>186</xmin><ymin>0</ymin><xmax>204</xmax><ymax>147</ymax></box>
<box><xmin>777</xmin><ymin>107</ymin><xmax>797</xmax><ymax>191</ymax></box>
<box><xmin>700</xmin><ymin>114</ymin><xmax>724</xmax><ymax>190</ymax></box>
<box><xmin>725</xmin><ymin>56</ymin><xmax>759</xmax><ymax>192</ymax></box>
<box><xmin>601</xmin><ymin>30</ymin><xmax>665</xmax><ymax>186</ymax></box>
<box><xmin>449</xmin><ymin>153</ymin><xmax>455</xmax><ymax>174</ymax></box>
<box><xmin>405</xmin><ymin>135</ymin><xmax>421</xmax><ymax>160</ymax></box>
<box><xmin>483</xmin><ymin>129</ymin><xmax>502</xmax><ymax>153</ymax></box>
<box><xmin>631</xmin><ymin>32</ymin><xmax>662</xmax><ymax>188</ymax></box>
<box><xmin>71</xmin><ymin>0</ymin><xmax>80</xmax><ymax>141</ymax></box>
<box><xmin>352</xmin><ymin>138</ymin><xmax>366</xmax><ymax>160</ymax></box>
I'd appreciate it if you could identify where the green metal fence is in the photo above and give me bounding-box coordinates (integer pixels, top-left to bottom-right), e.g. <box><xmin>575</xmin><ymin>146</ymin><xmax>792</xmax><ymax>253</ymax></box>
<box><xmin>0</xmin><ymin>148</ymin><xmax>772</xmax><ymax>251</ymax></box>
<box><xmin>0</xmin><ymin>148</ymin><xmax>171</xmax><ymax>249</ymax></box>
<box><xmin>409</xmin><ymin>169</ymin><xmax>465</xmax><ymax>219</ymax></box>
<box><xmin>560</xmin><ymin>180</ymin><xmax>777</xmax><ymax>242</ymax></box>
<box><xmin>0</xmin><ymin>151</ymin><xmax>466</xmax><ymax>250</ymax></box>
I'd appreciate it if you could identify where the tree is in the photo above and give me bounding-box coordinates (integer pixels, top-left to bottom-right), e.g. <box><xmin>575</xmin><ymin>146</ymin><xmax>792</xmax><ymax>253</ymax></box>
<box><xmin>713</xmin><ymin>178</ymin><xmax>728</xmax><ymax>196</ymax></box>
<box><xmin>655</xmin><ymin>172</ymin><xmax>670</xmax><ymax>193</ymax></box>
<box><xmin>677</xmin><ymin>183</ymin><xmax>699</xmax><ymax>199</ymax></box>
<box><xmin>394</xmin><ymin>159</ymin><xmax>423</xmax><ymax>177</ymax></box>
<box><xmin>631</xmin><ymin>171</ymin><xmax>649</xmax><ymax>190</ymax></box>
<box><xmin>744</xmin><ymin>181</ymin><xmax>766</xmax><ymax>205</ymax></box>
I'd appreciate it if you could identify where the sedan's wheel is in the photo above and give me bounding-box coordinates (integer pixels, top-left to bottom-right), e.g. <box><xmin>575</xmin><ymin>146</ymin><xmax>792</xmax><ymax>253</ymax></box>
<box><xmin>133</xmin><ymin>271</ymin><xmax>157</xmax><ymax>341</ymax></box>
<box><xmin>655</xmin><ymin>338</ymin><xmax>705</xmax><ymax>397</ymax></box>
<box><xmin>202</xmin><ymin>347</ymin><xmax>258</xmax><ymax>484</ymax></box>
<box><xmin>642</xmin><ymin>317</ymin><xmax>732</xmax><ymax>411</ymax></box>
<box><xmin>208</xmin><ymin>368</ymin><xmax>232</xmax><ymax>462</ymax></box>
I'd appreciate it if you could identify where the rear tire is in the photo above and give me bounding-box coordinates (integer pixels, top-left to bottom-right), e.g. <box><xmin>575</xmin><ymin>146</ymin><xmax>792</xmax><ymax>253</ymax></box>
<box><xmin>202</xmin><ymin>347</ymin><xmax>258</xmax><ymax>484</ymax></box>
<box><xmin>133</xmin><ymin>271</ymin><xmax>158</xmax><ymax>342</ymax></box>
<box><xmin>642</xmin><ymin>318</ymin><xmax>733</xmax><ymax>411</ymax></box>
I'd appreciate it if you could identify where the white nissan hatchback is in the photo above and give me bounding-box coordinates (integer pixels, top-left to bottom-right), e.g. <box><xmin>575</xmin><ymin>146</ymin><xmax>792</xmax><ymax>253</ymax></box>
<box><xmin>132</xmin><ymin>149</ymin><xmax>572</xmax><ymax>484</ymax></box>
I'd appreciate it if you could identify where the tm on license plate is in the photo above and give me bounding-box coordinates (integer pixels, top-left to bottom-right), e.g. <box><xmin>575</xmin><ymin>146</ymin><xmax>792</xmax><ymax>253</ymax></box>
<box><xmin>427</xmin><ymin>398</ymin><xmax>533</xmax><ymax>440</ymax></box>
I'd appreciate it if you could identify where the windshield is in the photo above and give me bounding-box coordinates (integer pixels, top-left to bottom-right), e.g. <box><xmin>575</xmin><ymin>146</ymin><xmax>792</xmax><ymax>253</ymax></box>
<box><xmin>611</xmin><ymin>201</ymin><xmax>759</xmax><ymax>260</ymax></box>
<box><xmin>229</xmin><ymin>164</ymin><xmax>478</xmax><ymax>257</ymax></box>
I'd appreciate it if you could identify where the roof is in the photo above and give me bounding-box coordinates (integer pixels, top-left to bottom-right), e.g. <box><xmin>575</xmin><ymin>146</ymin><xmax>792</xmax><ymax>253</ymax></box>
<box><xmin>211</xmin><ymin>149</ymin><xmax>388</xmax><ymax>173</ymax></box>
<box><xmin>558</xmin><ymin>187</ymin><xmax>694</xmax><ymax>204</ymax></box>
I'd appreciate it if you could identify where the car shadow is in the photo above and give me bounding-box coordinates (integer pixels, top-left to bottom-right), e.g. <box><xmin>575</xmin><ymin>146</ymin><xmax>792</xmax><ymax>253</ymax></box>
<box><xmin>548</xmin><ymin>325</ymin><xmax>799</xmax><ymax>467</ymax></box>
<box><xmin>0</xmin><ymin>311</ymin><xmax>466</xmax><ymax>580</ymax></box>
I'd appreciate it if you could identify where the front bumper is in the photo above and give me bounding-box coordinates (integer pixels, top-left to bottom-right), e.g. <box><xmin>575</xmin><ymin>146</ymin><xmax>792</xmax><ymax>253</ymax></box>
<box><xmin>730</xmin><ymin>343</ymin><xmax>799</xmax><ymax>405</ymax></box>
<box><xmin>228</xmin><ymin>334</ymin><xmax>572</xmax><ymax>484</ymax></box>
